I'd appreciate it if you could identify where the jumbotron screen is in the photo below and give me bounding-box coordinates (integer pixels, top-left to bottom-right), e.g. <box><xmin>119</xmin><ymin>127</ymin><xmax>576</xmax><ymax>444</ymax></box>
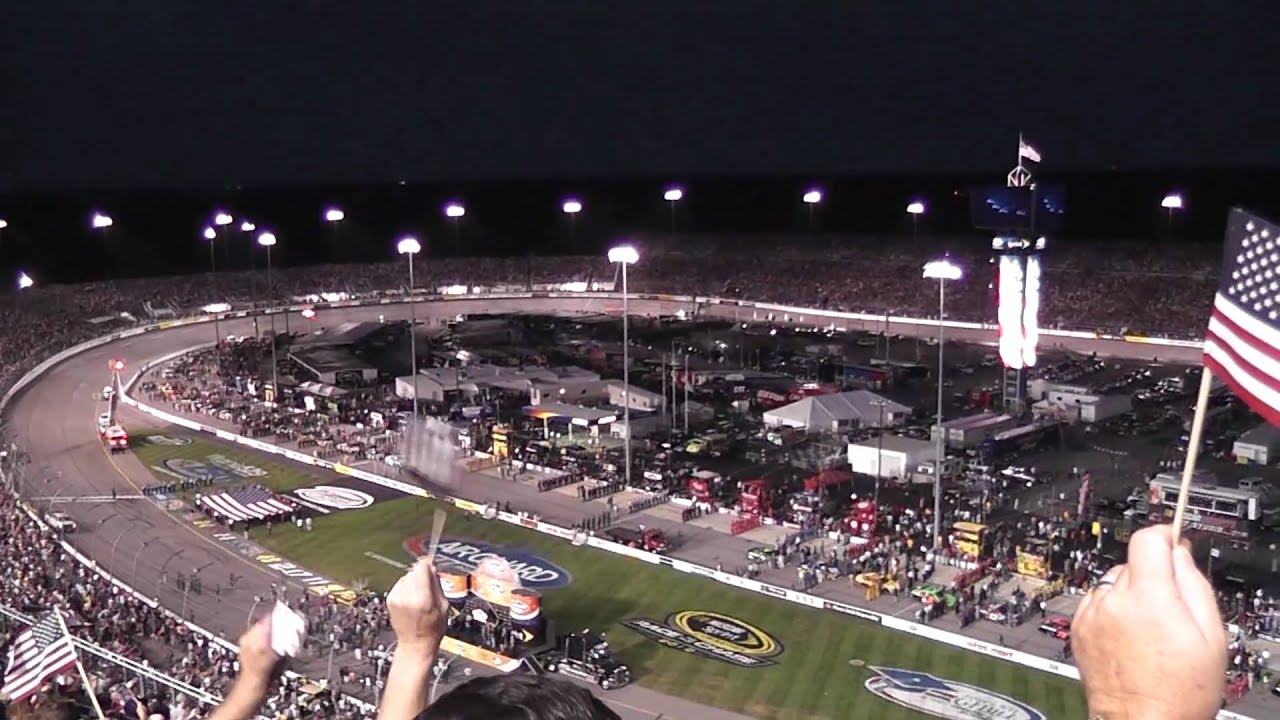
<box><xmin>997</xmin><ymin>254</ymin><xmax>1042</xmax><ymax>369</ymax></box>
<box><xmin>970</xmin><ymin>184</ymin><xmax>1066</xmax><ymax>232</ymax></box>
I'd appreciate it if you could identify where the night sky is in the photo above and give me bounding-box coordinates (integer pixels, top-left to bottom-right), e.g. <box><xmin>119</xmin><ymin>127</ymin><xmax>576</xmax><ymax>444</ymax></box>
<box><xmin>2</xmin><ymin>3</ymin><xmax>1278</xmax><ymax>282</ymax></box>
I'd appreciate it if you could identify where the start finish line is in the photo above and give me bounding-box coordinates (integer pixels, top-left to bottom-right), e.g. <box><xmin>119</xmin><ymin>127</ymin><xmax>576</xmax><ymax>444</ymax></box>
<box><xmin>33</xmin><ymin>495</ymin><xmax>145</xmax><ymax>503</ymax></box>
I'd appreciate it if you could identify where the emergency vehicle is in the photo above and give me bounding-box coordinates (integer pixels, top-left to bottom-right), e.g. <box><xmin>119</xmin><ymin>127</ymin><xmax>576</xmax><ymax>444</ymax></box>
<box><xmin>103</xmin><ymin>425</ymin><xmax>129</xmax><ymax>453</ymax></box>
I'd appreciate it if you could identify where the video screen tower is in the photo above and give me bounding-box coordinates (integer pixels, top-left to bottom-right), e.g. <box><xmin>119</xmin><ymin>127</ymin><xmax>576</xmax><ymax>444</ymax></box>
<box><xmin>971</xmin><ymin>136</ymin><xmax>1055</xmax><ymax>412</ymax></box>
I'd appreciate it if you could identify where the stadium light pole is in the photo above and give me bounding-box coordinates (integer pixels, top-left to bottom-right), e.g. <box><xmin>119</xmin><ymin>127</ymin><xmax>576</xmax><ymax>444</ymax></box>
<box><xmin>240</xmin><ymin>221</ymin><xmax>259</xmax><ymax>331</ymax></box>
<box><xmin>203</xmin><ymin>227</ymin><xmax>222</xmax><ymax>344</ymax></box>
<box><xmin>663</xmin><ymin>187</ymin><xmax>683</xmax><ymax>237</ymax></box>
<box><xmin>398</xmin><ymin>236</ymin><xmax>423</xmax><ymax>421</ymax></box>
<box><xmin>1161</xmin><ymin>193</ymin><xmax>1184</xmax><ymax>233</ymax></box>
<box><xmin>213</xmin><ymin>212</ymin><xmax>234</xmax><ymax>270</ymax></box>
<box><xmin>802</xmin><ymin>190</ymin><xmax>822</xmax><ymax>236</ymax></box>
<box><xmin>324</xmin><ymin>207</ymin><xmax>345</xmax><ymax>261</ymax></box>
<box><xmin>608</xmin><ymin>244</ymin><xmax>640</xmax><ymax>488</ymax></box>
<box><xmin>923</xmin><ymin>258</ymin><xmax>962</xmax><ymax>550</ymax></box>
<box><xmin>562</xmin><ymin>199</ymin><xmax>582</xmax><ymax>249</ymax></box>
<box><xmin>91</xmin><ymin>212</ymin><xmax>115</xmax><ymax>278</ymax></box>
<box><xmin>907</xmin><ymin>201</ymin><xmax>926</xmax><ymax>242</ymax></box>
<box><xmin>257</xmin><ymin>232</ymin><xmax>279</xmax><ymax>403</ymax></box>
<box><xmin>444</xmin><ymin>203</ymin><xmax>465</xmax><ymax>257</ymax></box>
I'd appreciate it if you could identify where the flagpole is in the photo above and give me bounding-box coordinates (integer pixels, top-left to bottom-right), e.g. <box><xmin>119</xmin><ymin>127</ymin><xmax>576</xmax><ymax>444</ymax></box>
<box><xmin>55</xmin><ymin>609</ymin><xmax>107</xmax><ymax>720</ymax></box>
<box><xmin>1170</xmin><ymin>366</ymin><xmax>1216</xmax><ymax>545</ymax></box>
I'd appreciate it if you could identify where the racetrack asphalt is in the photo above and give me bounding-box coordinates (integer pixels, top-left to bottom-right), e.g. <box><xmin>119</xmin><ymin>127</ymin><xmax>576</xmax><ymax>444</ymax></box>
<box><xmin>4</xmin><ymin>295</ymin><xmax>1210</xmax><ymax>720</ymax></box>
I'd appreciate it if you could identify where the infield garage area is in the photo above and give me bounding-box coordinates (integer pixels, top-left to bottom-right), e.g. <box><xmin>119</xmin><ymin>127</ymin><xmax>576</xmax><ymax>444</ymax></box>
<box><xmin>132</xmin><ymin>433</ymin><xmax>1086</xmax><ymax>720</ymax></box>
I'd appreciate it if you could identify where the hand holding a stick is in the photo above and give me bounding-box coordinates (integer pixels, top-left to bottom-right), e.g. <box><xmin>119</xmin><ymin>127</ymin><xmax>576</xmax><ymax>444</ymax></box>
<box><xmin>387</xmin><ymin>556</ymin><xmax>450</xmax><ymax>657</ymax></box>
<box><xmin>1072</xmin><ymin>525</ymin><xmax>1226</xmax><ymax>720</ymax></box>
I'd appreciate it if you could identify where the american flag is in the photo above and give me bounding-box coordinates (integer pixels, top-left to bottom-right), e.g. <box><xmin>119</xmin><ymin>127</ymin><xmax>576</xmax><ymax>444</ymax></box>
<box><xmin>1018</xmin><ymin>137</ymin><xmax>1042</xmax><ymax>163</ymax></box>
<box><xmin>1204</xmin><ymin>209</ymin><xmax>1280</xmax><ymax>426</ymax></box>
<box><xmin>1</xmin><ymin>612</ymin><xmax>78</xmax><ymax>702</ymax></box>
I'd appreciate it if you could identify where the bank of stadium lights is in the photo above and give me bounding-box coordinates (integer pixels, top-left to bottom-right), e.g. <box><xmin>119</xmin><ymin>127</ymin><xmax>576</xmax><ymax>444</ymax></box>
<box><xmin>213</xmin><ymin>212</ymin><xmax>234</xmax><ymax>227</ymax></box>
<box><xmin>240</xmin><ymin>221</ymin><xmax>256</xmax><ymax>233</ymax></box>
<box><xmin>90</xmin><ymin>213</ymin><xmax>113</xmax><ymax>229</ymax></box>
<box><xmin>203</xmin><ymin>227</ymin><xmax>216</xmax><ymax>241</ymax></box>
<box><xmin>16</xmin><ymin>271</ymin><xmax>33</xmax><ymax>291</ymax></box>
<box><xmin>444</xmin><ymin>203</ymin><xmax>465</xmax><ymax>219</ymax></box>
<box><xmin>257</xmin><ymin>231</ymin><xmax>277</xmax><ymax>247</ymax></box>
<box><xmin>922</xmin><ymin>256</ymin><xmax>962</xmax><ymax>550</ymax></box>
<box><xmin>562</xmin><ymin>199</ymin><xmax>582</xmax><ymax>214</ymax></box>
<box><xmin>443</xmin><ymin>203</ymin><xmax>465</xmax><ymax>255</ymax></box>
<box><xmin>324</xmin><ymin>207</ymin><xmax>345</xmax><ymax>223</ymax></box>
<box><xmin>0</xmin><ymin>219</ymin><xmax>8</xmax><ymax>230</ymax></box>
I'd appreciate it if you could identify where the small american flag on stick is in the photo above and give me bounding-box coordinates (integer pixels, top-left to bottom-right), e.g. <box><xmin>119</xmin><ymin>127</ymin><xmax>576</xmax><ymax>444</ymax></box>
<box><xmin>1203</xmin><ymin>209</ymin><xmax>1280</xmax><ymax>426</ymax></box>
<box><xmin>1</xmin><ymin>612</ymin><xmax>77</xmax><ymax>702</ymax></box>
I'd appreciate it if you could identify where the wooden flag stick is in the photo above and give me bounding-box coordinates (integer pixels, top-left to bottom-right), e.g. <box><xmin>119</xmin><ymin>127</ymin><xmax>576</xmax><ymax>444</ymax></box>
<box><xmin>55</xmin><ymin>609</ymin><xmax>106</xmax><ymax>720</ymax></box>
<box><xmin>1170</xmin><ymin>366</ymin><xmax>1216</xmax><ymax>545</ymax></box>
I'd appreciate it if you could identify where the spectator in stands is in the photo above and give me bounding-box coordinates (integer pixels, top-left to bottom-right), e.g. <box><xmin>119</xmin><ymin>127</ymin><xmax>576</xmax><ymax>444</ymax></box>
<box><xmin>205</xmin><ymin>619</ymin><xmax>280</xmax><ymax>720</ymax></box>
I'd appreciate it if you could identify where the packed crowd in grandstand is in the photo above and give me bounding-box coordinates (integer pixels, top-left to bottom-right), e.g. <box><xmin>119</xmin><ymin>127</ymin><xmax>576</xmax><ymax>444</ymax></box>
<box><xmin>0</xmin><ymin>241</ymin><xmax>1242</xmax><ymax>718</ymax></box>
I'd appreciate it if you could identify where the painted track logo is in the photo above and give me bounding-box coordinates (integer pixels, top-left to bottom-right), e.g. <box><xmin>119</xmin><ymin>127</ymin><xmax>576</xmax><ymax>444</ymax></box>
<box><xmin>404</xmin><ymin>537</ymin><xmax>571</xmax><ymax>590</ymax></box>
<box><xmin>294</xmin><ymin>485</ymin><xmax>375</xmax><ymax>511</ymax></box>
<box><xmin>622</xmin><ymin>611</ymin><xmax>783</xmax><ymax>668</ymax></box>
<box><xmin>864</xmin><ymin>667</ymin><xmax>1048</xmax><ymax>720</ymax></box>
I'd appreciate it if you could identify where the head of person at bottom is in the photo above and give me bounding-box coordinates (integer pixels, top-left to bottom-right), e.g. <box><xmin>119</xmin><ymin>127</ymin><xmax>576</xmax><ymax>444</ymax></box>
<box><xmin>418</xmin><ymin>674</ymin><xmax>620</xmax><ymax>720</ymax></box>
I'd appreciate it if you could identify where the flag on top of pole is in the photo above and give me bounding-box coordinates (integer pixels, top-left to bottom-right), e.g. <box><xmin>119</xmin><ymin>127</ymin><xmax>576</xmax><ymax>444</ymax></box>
<box><xmin>1</xmin><ymin>612</ymin><xmax>78</xmax><ymax>702</ymax></box>
<box><xmin>1018</xmin><ymin>135</ymin><xmax>1042</xmax><ymax>164</ymax></box>
<box><xmin>1202</xmin><ymin>208</ymin><xmax>1280</xmax><ymax>428</ymax></box>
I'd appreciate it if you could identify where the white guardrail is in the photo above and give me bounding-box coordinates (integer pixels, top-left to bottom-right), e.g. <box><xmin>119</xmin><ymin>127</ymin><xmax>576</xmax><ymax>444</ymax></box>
<box><xmin>2</xmin><ymin>293</ymin><xmax>1243</xmax><ymax>719</ymax></box>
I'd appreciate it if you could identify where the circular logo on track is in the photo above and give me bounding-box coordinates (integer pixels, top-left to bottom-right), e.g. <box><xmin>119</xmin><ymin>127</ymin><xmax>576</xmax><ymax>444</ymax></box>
<box><xmin>670</xmin><ymin>611</ymin><xmax>782</xmax><ymax>659</ymax></box>
<box><xmin>145</xmin><ymin>435</ymin><xmax>191</xmax><ymax>446</ymax></box>
<box><xmin>294</xmin><ymin>485</ymin><xmax>375</xmax><ymax>510</ymax></box>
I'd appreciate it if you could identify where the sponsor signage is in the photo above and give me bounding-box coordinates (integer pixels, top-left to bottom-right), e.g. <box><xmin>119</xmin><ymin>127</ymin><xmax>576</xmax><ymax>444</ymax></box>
<box><xmin>293</xmin><ymin>485</ymin><xmax>375</xmax><ymax>511</ymax></box>
<box><xmin>405</xmin><ymin>537</ymin><xmax>571</xmax><ymax>590</ymax></box>
<box><xmin>823</xmin><ymin>600</ymin><xmax>882</xmax><ymax>623</ymax></box>
<box><xmin>864</xmin><ymin>666</ymin><xmax>1047</xmax><ymax>720</ymax></box>
<box><xmin>144</xmin><ymin>435</ymin><xmax>192</xmax><ymax>446</ymax></box>
<box><xmin>158</xmin><ymin>455</ymin><xmax>267</xmax><ymax>483</ymax></box>
<box><xmin>622</xmin><ymin>611</ymin><xmax>783</xmax><ymax>668</ymax></box>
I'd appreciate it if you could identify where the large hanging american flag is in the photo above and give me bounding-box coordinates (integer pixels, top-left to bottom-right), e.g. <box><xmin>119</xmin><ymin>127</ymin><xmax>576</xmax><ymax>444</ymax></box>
<box><xmin>1</xmin><ymin>612</ymin><xmax>78</xmax><ymax>702</ymax></box>
<box><xmin>1203</xmin><ymin>208</ymin><xmax>1280</xmax><ymax>427</ymax></box>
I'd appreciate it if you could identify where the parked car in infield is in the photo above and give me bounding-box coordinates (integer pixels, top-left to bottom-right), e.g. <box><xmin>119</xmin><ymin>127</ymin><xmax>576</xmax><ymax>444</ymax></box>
<box><xmin>1038</xmin><ymin>616</ymin><xmax>1071</xmax><ymax>640</ymax></box>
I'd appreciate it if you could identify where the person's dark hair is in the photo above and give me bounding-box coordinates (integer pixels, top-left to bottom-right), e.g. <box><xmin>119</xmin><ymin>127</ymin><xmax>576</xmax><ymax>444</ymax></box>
<box><xmin>420</xmin><ymin>674</ymin><xmax>620</xmax><ymax>720</ymax></box>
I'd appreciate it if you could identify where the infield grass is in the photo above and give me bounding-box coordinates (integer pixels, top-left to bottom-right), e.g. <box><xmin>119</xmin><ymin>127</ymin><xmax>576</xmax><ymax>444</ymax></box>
<box><xmin>132</xmin><ymin>432</ymin><xmax>1087</xmax><ymax>720</ymax></box>
<box><xmin>129</xmin><ymin>430</ymin><xmax>321</xmax><ymax>493</ymax></box>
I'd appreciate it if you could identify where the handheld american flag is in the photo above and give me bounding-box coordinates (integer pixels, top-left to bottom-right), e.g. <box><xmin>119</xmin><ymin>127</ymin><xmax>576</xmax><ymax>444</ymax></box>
<box><xmin>1</xmin><ymin>612</ymin><xmax>78</xmax><ymax>702</ymax></box>
<box><xmin>1202</xmin><ymin>208</ymin><xmax>1280</xmax><ymax>427</ymax></box>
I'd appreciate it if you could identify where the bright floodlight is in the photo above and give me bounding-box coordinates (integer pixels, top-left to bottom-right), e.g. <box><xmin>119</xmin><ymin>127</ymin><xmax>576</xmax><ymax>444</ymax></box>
<box><xmin>91</xmin><ymin>213</ymin><xmax>113</xmax><ymax>229</ymax></box>
<box><xmin>445</xmin><ymin>203</ymin><xmax>466</xmax><ymax>218</ymax></box>
<box><xmin>906</xmin><ymin>201</ymin><xmax>926</xmax><ymax>215</ymax></box>
<box><xmin>562</xmin><ymin>200</ymin><xmax>582</xmax><ymax>214</ymax></box>
<box><xmin>324</xmin><ymin>208</ymin><xmax>345</xmax><ymax>222</ymax></box>
<box><xmin>663</xmin><ymin>188</ymin><xmax>683</xmax><ymax>202</ymax></box>
<box><xmin>301</xmin><ymin>308</ymin><xmax>316</xmax><ymax>319</ymax></box>
<box><xmin>240</xmin><ymin>221</ymin><xmax>256</xmax><ymax>232</ymax></box>
<box><xmin>256</xmin><ymin>231</ymin><xmax>277</xmax><ymax>247</ymax></box>
<box><xmin>111</xmin><ymin>359</ymin><xmax>126</xmax><ymax>371</ymax></box>
<box><xmin>923</xmin><ymin>258</ymin><xmax>963</xmax><ymax>281</ymax></box>
<box><xmin>203</xmin><ymin>227</ymin><xmax>216</xmax><ymax>240</ymax></box>
<box><xmin>16</xmin><ymin>271</ymin><xmax>33</xmax><ymax>290</ymax></box>
<box><xmin>608</xmin><ymin>245</ymin><xmax>640</xmax><ymax>265</ymax></box>
<box><xmin>213</xmin><ymin>212</ymin><xmax>233</xmax><ymax>226</ymax></box>
<box><xmin>0</xmin><ymin>219</ymin><xmax>8</xmax><ymax>229</ymax></box>
<box><xmin>397</xmin><ymin>236</ymin><xmax>421</xmax><ymax>255</ymax></box>
<box><xmin>802</xmin><ymin>190</ymin><xmax>822</xmax><ymax>204</ymax></box>
<box><xmin>1161</xmin><ymin>193</ymin><xmax>1184</xmax><ymax>210</ymax></box>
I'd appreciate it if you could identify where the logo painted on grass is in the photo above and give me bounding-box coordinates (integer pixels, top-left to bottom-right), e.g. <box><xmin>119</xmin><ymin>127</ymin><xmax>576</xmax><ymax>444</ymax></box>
<box><xmin>404</xmin><ymin>537</ymin><xmax>571</xmax><ymax>590</ymax></box>
<box><xmin>294</xmin><ymin>485</ymin><xmax>375</xmax><ymax>511</ymax></box>
<box><xmin>864</xmin><ymin>667</ymin><xmax>1048</xmax><ymax>720</ymax></box>
<box><xmin>144</xmin><ymin>435</ymin><xmax>191</xmax><ymax>446</ymax></box>
<box><xmin>621</xmin><ymin>611</ymin><xmax>783</xmax><ymax>668</ymax></box>
<box><xmin>157</xmin><ymin>455</ymin><xmax>267</xmax><ymax>483</ymax></box>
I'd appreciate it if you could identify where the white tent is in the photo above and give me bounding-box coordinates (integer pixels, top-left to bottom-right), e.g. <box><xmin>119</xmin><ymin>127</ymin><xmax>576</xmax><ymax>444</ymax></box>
<box><xmin>763</xmin><ymin>390</ymin><xmax>911</xmax><ymax>433</ymax></box>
